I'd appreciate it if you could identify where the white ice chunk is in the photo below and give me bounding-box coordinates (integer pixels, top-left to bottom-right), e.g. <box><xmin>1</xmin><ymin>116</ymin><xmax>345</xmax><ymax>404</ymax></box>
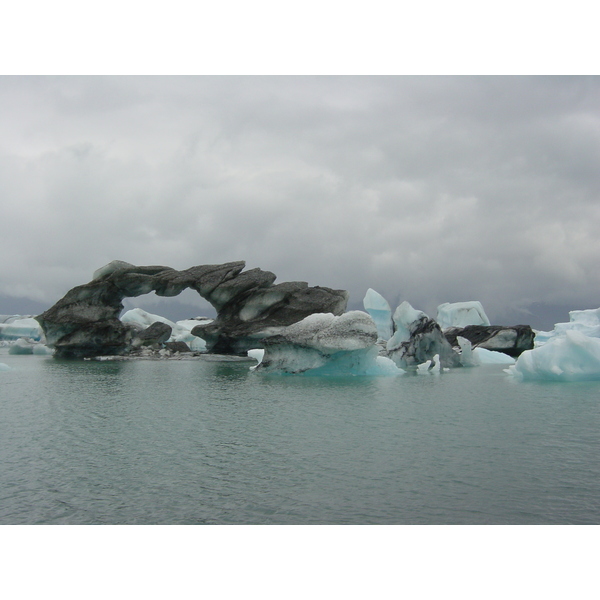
<box><xmin>507</xmin><ymin>329</ymin><xmax>600</xmax><ymax>381</ymax></box>
<box><xmin>120</xmin><ymin>308</ymin><xmax>176</xmax><ymax>330</ymax></box>
<box><xmin>0</xmin><ymin>317</ymin><xmax>43</xmax><ymax>341</ymax></box>
<box><xmin>416</xmin><ymin>354</ymin><xmax>444</xmax><ymax>374</ymax></box>
<box><xmin>457</xmin><ymin>336</ymin><xmax>478</xmax><ymax>367</ymax></box>
<box><xmin>170</xmin><ymin>318</ymin><xmax>212</xmax><ymax>351</ymax></box>
<box><xmin>455</xmin><ymin>336</ymin><xmax>514</xmax><ymax>367</ymax></box>
<box><xmin>0</xmin><ymin>363</ymin><xmax>12</xmax><ymax>371</ymax></box>
<box><xmin>8</xmin><ymin>338</ymin><xmax>54</xmax><ymax>355</ymax></box>
<box><xmin>436</xmin><ymin>301</ymin><xmax>491</xmax><ymax>329</ymax></box>
<box><xmin>8</xmin><ymin>338</ymin><xmax>35</xmax><ymax>355</ymax></box>
<box><xmin>473</xmin><ymin>347</ymin><xmax>515</xmax><ymax>365</ymax></box>
<box><xmin>363</xmin><ymin>288</ymin><xmax>394</xmax><ymax>341</ymax></box>
<box><xmin>32</xmin><ymin>344</ymin><xmax>54</xmax><ymax>355</ymax></box>
<box><xmin>247</xmin><ymin>348</ymin><xmax>265</xmax><ymax>370</ymax></box>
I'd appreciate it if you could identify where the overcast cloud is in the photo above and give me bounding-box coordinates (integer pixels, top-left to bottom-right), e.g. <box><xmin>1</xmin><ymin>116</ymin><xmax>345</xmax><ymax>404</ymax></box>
<box><xmin>1</xmin><ymin>76</ymin><xmax>599</xmax><ymax>328</ymax></box>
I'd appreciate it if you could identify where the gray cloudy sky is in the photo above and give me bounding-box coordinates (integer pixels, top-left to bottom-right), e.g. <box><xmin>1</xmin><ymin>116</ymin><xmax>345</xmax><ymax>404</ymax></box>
<box><xmin>1</xmin><ymin>76</ymin><xmax>599</xmax><ymax>328</ymax></box>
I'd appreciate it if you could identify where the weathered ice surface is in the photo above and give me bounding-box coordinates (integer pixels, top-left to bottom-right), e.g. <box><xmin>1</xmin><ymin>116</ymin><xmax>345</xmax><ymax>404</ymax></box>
<box><xmin>193</xmin><ymin>280</ymin><xmax>349</xmax><ymax>354</ymax></box>
<box><xmin>252</xmin><ymin>311</ymin><xmax>399</xmax><ymax>375</ymax></box>
<box><xmin>444</xmin><ymin>324</ymin><xmax>535</xmax><ymax>357</ymax></box>
<box><xmin>385</xmin><ymin>301</ymin><xmax>460</xmax><ymax>370</ymax></box>
<box><xmin>36</xmin><ymin>260</ymin><xmax>349</xmax><ymax>358</ymax></box>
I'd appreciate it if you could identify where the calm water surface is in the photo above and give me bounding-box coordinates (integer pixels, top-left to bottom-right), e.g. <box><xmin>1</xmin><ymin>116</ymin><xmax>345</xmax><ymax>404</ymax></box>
<box><xmin>1</xmin><ymin>349</ymin><xmax>599</xmax><ymax>524</ymax></box>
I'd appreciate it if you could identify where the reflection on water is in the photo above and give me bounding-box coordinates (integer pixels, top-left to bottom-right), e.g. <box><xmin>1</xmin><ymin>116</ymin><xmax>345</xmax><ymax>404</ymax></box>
<box><xmin>1</xmin><ymin>351</ymin><xmax>600</xmax><ymax>524</ymax></box>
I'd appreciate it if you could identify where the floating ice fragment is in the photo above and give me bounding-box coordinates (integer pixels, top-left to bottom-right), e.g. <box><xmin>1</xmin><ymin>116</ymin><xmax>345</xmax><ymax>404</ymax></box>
<box><xmin>457</xmin><ymin>336</ymin><xmax>477</xmax><ymax>367</ymax></box>
<box><xmin>121</xmin><ymin>308</ymin><xmax>176</xmax><ymax>330</ymax></box>
<box><xmin>416</xmin><ymin>354</ymin><xmax>447</xmax><ymax>374</ymax></box>
<box><xmin>473</xmin><ymin>347</ymin><xmax>515</xmax><ymax>365</ymax></box>
<box><xmin>6</xmin><ymin>337</ymin><xmax>54</xmax><ymax>356</ymax></box>
<box><xmin>247</xmin><ymin>348</ymin><xmax>265</xmax><ymax>371</ymax></box>
<box><xmin>0</xmin><ymin>363</ymin><xmax>12</xmax><ymax>371</ymax></box>
<box><xmin>507</xmin><ymin>330</ymin><xmax>600</xmax><ymax>381</ymax></box>
<box><xmin>120</xmin><ymin>308</ymin><xmax>209</xmax><ymax>351</ymax></box>
<box><xmin>253</xmin><ymin>311</ymin><xmax>403</xmax><ymax>376</ymax></box>
<box><xmin>32</xmin><ymin>344</ymin><xmax>54</xmax><ymax>355</ymax></box>
<box><xmin>171</xmin><ymin>319</ymin><xmax>211</xmax><ymax>351</ymax></box>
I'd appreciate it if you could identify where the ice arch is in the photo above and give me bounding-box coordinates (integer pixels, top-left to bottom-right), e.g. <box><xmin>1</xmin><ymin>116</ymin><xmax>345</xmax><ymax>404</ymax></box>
<box><xmin>36</xmin><ymin>260</ymin><xmax>349</xmax><ymax>358</ymax></box>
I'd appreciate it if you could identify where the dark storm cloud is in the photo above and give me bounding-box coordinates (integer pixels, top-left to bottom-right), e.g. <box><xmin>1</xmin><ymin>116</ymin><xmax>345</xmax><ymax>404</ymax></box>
<box><xmin>1</xmin><ymin>76</ymin><xmax>599</xmax><ymax>325</ymax></box>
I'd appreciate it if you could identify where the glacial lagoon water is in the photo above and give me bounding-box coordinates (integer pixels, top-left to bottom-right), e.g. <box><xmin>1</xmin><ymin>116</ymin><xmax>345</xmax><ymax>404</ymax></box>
<box><xmin>1</xmin><ymin>348</ymin><xmax>599</xmax><ymax>525</ymax></box>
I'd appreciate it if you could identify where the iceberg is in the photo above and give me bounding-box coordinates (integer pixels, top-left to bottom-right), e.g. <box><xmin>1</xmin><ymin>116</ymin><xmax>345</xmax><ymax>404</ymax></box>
<box><xmin>386</xmin><ymin>301</ymin><xmax>460</xmax><ymax>370</ymax></box>
<box><xmin>0</xmin><ymin>317</ymin><xmax>43</xmax><ymax>341</ymax></box>
<box><xmin>247</xmin><ymin>348</ymin><xmax>265</xmax><ymax>370</ymax></box>
<box><xmin>416</xmin><ymin>354</ymin><xmax>448</xmax><ymax>374</ymax></box>
<box><xmin>451</xmin><ymin>336</ymin><xmax>514</xmax><ymax>367</ymax></box>
<box><xmin>0</xmin><ymin>363</ymin><xmax>12</xmax><ymax>372</ymax></box>
<box><xmin>533</xmin><ymin>308</ymin><xmax>600</xmax><ymax>346</ymax></box>
<box><xmin>444</xmin><ymin>324</ymin><xmax>534</xmax><ymax>357</ymax></box>
<box><xmin>32</xmin><ymin>343</ymin><xmax>54</xmax><ymax>355</ymax></box>
<box><xmin>251</xmin><ymin>311</ymin><xmax>403</xmax><ymax>375</ymax></box>
<box><xmin>362</xmin><ymin>288</ymin><xmax>393</xmax><ymax>341</ymax></box>
<box><xmin>388</xmin><ymin>301</ymin><xmax>426</xmax><ymax>348</ymax></box>
<box><xmin>8</xmin><ymin>338</ymin><xmax>53</xmax><ymax>355</ymax></box>
<box><xmin>120</xmin><ymin>308</ymin><xmax>209</xmax><ymax>352</ymax></box>
<box><xmin>456</xmin><ymin>336</ymin><xmax>477</xmax><ymax>367</ymax></box>
<box><xmin>38</xmin><ymin>260</ymin><xmax>349</xmax><ymax>358</ymax></box>
<box><xmin>473</xmin><ymin>347</ymin><xmax>515</xmax><ymax>365</ymax></box>
<box><xmin>120</xmin><ymin>308</ymin><xmax>176</xmax><ymax>330</ymax></box>
<box><xmin>169</xmin><ymin>318</ymin><xmax>211</xmax><ymax>352</ymax></box>
<box><xmin>437</xmin><ymin>301</ymin><xmax>491</xmax><ymax>329</ymax></box>
<box><xmin>507</xmin><ymin>330</ymin><xmax>600</xmax><ymax>381</ymax></box>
